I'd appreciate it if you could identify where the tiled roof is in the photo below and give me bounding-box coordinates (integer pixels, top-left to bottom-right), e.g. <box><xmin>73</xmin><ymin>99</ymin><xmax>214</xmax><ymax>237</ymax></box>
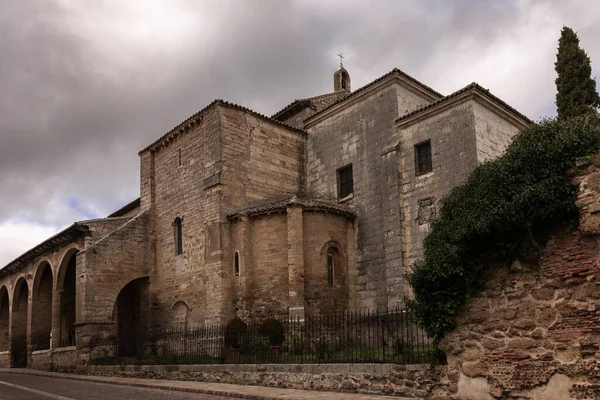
<box><xmin>0</xmin><ymin>223</ymin><xmax>89</xmax><ymax>278</ymax></box>
<box><xmin>108</xmin><ymin>197</ymin><xmax>141</xmax><ymax>218</ymax></box>
<box><xmin>140</xmin><ymin>100</ymin><xmax>307</xmax><ymax>154</ymax></box>
<box><xmin>271</xmin><ymin>99</ymin><xmax>313</xmax><ymax>121</ymax></box>
<box><xmin>395</xmin><ymin>82</ymin><xmax>533</xmax><ymax>126</ymax></box>
<box><xmin>304</xmin><ymin>68</ymin><xmax>444</xmax><ymax>124</ymax></box>
<box><xmin>272</xmin><ymin>91</ymin><xmax>349</xmax><ymax>121</ymax></box>
<box><xmin>227</xmin><ymin>195</ymin><xmax>356</xmax><ymax>219</ymax></box>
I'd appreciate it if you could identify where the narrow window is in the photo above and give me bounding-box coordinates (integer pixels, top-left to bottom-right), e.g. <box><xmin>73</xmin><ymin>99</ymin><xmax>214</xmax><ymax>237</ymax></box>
<box><xmin>174</xmin><ymin>217</ymin><xmax>183</xmax><ymax>255</ymax></box>
<box><xmin>337</xmin><ymin>164</ymin><xmax>353</xmax><ymax>199</ymax></box>
<box><xmin>327</xmin><ymin>250</ymin><xmax>335</xmax><ymax>287</ymax></box>
<box><xmin>415</xmin><ymin>140</ymin><xmax>432</xmax><ymax>175</ymax></box>
<box><xmin>178</xmin><ymin>149</ymin><xmax>182</xmax><ymax>166</ymax></box>
<box><xmin>234</xmin><ymin>251</ymin><xmax>240</xmax><ymax>277</ymax></box>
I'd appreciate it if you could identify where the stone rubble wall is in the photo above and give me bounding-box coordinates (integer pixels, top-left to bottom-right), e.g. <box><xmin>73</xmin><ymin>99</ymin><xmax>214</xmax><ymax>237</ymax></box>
<box><xmin>82</xmin><ymin>363</ymin><xmax>449</xmax><ymax>399</ymax></box>
<box><xmin>438</xmin><ymin>158</ymin><xmax>600</xmax><ymax>400</ymax></box>
<box><xmin>0</xmin><ymin>351</ymin><xmax>9</xmax><ymax>368</ymax></box>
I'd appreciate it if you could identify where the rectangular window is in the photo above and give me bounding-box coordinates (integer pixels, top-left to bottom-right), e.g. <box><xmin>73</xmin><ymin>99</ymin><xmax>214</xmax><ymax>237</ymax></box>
<box><xmin>415</xmin><ymin>140</ymin><xmax>432</xmax><ymax>175</ymax></box>
<box><xmin>337</xmin><ymin>164</ymin><xmax>353</xmax><ymax>199</ymax></box>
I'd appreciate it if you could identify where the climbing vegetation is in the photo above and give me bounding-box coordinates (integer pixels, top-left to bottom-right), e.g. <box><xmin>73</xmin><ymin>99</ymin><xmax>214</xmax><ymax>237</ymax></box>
<box><xmin>408</xmin><ymin>115</ymin><xmax>600</xmax><ymax>342</ymax></box>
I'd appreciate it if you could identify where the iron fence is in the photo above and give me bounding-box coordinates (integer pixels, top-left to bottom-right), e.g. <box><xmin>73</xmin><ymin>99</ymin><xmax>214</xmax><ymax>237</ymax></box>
<box><xmin>90</xmin><ymin>307</ymin><xmax>441</xmax><ymax>365</ymax></box>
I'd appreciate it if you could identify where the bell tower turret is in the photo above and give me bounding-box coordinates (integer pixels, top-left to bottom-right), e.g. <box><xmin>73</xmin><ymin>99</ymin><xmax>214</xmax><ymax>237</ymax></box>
<box><xmin>334</xmin><ymin>53</ymin><xmax>351</xmax><ymax>92</ymax></box>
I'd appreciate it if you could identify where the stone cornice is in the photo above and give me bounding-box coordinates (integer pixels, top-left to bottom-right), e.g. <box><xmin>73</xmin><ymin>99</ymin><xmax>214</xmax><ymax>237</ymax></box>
<box><xmin>395</xmin><ymin>83</ymin><xmax>532</xmax><ymax>130</ymax></box>
<box><xmin>139</xmin><ymin>100</ymin><xmax>307</xmax><ymax>155</ymax></box>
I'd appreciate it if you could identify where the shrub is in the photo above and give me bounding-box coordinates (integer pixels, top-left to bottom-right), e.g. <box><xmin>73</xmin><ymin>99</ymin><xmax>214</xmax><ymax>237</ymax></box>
<box><xmin>240</xmin><ymin>334</ymin><xmax>272</xmax><ymax>355</ymax></box>
<box><xmin>259</xmin><ymin>318</ymin><xmax>285</xmax><ymax>346</ymax></box>
<box><xmin>409</xmin><ymin>116</ymin><xmax>600</xmax><ymax>342</ymax></box>
<box><xmin>224</xmin><ymin>316</ymin><xmax>247</xmax><ymax>349</ymax></box>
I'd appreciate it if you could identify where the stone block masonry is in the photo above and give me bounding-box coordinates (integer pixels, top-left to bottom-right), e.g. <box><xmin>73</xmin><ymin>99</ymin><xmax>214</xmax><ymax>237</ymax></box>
<box><xmin>306</xmin><ymin>82</ymin><xmax>433</xmax><ymax>311</ymax></box>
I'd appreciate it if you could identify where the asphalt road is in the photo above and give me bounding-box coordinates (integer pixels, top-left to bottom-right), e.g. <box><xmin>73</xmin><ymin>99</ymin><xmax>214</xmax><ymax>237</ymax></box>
<box><xmin>0</xmin><ymin>372</ymin><xmax>233</xmax><ymax>400</ymax></box>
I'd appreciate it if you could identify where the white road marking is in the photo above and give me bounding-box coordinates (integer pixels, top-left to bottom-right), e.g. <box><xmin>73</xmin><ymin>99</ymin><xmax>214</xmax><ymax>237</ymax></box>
<box><xmin>0</xmin><ymin>379</ymin><xmax>76</xmax><ymax>400</ymax></box>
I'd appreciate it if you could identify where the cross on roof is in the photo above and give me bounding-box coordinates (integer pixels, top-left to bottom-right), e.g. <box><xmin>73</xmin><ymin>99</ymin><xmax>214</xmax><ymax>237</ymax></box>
<box><xmin>337</xmin><ymin>53</ymin><xmax>344</xmax><ymax>68</ymax></box>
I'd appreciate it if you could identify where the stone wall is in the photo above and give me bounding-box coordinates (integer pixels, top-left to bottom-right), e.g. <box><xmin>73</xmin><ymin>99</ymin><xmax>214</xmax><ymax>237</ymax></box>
<box><xmin>147</xmin><ymin>104</ymin><xmax>221</xmax><ymax>328</ymax></box>
<box><xmin>85</xmin><ymin>363</ymin><xmax>449</xmax><ymax>399</ymax></box>
<box><xmin>145</xmin><ymin>103</ymin><xmax>307</xmax><ymax>327</ymax></box>
<box><xmin>220</xmin><ymin>106</ymin><xmax>306</xmax><ymax>205</ymax></box>
<box><xmin>303</xmin><ymin>212</ymin><xmax>351</xmax><ymax>315</ymax></box>
<box><xmin>228</xmin><ymin>207</ymin><xmax>354</xmax><ymax>320</ymax></box>
<box><xmin>77</xmin><ymin>211</ymin><xmax>152</xmax><ymax>352</ymax></box>
<box><xmin>52</xmin><ymin>347</ymin><xmax>78</xmax><ymax>371</ymax></box>
<box><xmin>472</xmin><ymin>102</ymin><xmax>521</xmax><ymax>164</ymax></box>
<box><xmin>306</xmin><ymin>81</ymin><xmax>432</xmax><ymax>310</ymax></box>
<box><xmin>437</xmin><ymin>160</ymin><xmax>600</xmax><ymax>400</ymax></box>
<box><xmin>30</xmin><ymin>349</ymin><xmax>52</xmax><ymax>370</ymax></box>
<box><xmin>248</xmin><ymin>214</ymin><xmax>289</xmax><ymax>318</ymax></box>
<box><xmin>0</xmin><ymin>351</ymin><xmax>9</xmax><ymax>368</ymax></box>
<box><xmin>397</xmin><ymin>103</ymin><xmax>479</xmax><ymax>297</ymax></box>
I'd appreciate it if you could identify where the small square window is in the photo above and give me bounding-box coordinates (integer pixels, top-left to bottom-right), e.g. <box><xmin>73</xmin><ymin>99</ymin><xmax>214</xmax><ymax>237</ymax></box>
<box><xmin>415</xmin><ymin>141</ymin><xmax>432</xmax><ymax>175</ymax></box>
<box><xmin>337</xmin><ymin>164</ymin><xmax>353</xmax><ymax>199</ymax></box>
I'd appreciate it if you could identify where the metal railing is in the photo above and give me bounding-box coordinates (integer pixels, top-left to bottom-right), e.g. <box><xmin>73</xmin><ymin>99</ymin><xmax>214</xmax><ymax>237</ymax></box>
<box><xmin>90</xmin><ymin>307</ymin><xmax>441</xmax><ymax>365</ymax></box>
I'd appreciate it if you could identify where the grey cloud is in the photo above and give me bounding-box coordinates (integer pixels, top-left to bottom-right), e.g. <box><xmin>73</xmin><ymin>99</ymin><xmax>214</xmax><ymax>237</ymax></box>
<box><xmin>0</xmin><ymin>0</ymin><xmax>598</xmax><ymax>243</ymax></box>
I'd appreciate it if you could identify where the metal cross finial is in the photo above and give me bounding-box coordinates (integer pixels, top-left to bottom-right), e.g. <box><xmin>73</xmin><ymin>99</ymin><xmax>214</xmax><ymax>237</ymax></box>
<box><xmin>337</xmin><ymin>53</ymin><xmax>345</xmax><ymax>68</ymax></box>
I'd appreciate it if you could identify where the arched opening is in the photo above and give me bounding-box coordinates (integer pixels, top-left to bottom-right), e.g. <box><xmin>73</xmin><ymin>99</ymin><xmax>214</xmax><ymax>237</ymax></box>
<box><xmin>112</xmin><ymin>277</ymin><xmax>150</xmax><ymax>357</ymax></box>
<box><xmin>0</xmin><ymin>286</ymin><xmax>9</xmax><ymax>352</ymax></box>
<box><xmin>57</xmin><ymin>249</ymin><xmax>78</xmax><ymax>347</ymax></box>
<box><xmin>11</xmin><ymin>278</ymin><xmax>29</xmax><ymax>367</ymax></box>
<box><xmin>234</xmin><ymin>251</ymin><xmax>240</xmax><ymax>276</ymax></box>
<box><xmin>171</xmin><ymin>301</ymin><xmax>190</xmax><ymax>330</ymax></box>
<box><xmin>327</xmin><ymin>248</ymin><xmax>336</xmax><ymax>287</ymax></box>
<box><xmin>341</xmin><ymin>71</ymin><xmax>349</xmax><ymax>90</ymax></box>
<box><xmin>174</xmin><ymin>217</ymin><xmax>183</xmax><ymax>255</ymax></box>
<box><xmin>31</xmin><ymin>262</ymin><xmax>53</xmax><ymax>350</ymax></box>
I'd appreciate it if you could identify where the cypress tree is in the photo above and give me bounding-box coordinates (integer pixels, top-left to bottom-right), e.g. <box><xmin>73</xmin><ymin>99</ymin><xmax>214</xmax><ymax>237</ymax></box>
<box><xmin>555</xmin><ymin>26</ymin><xmax>600</xmax><ymax>121</ymax></box>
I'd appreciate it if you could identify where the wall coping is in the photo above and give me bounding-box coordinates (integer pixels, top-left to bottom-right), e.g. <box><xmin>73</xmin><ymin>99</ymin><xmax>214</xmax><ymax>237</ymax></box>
<box><xmin>31</xmin><ymin>349</ymin><xmax>52</xmax><ymax>355</ymax></box>
<box><xmin>53</xmin><ymin>346</ymin><xmax>76</xmax><ymax>354</ymax></box>
<box><xmin>0</xmin><ymin>351</ymin><xmax>8</xmax><ymax>355</ymax></box>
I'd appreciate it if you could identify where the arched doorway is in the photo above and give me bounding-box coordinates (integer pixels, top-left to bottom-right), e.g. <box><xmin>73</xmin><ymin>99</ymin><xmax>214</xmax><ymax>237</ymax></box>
<box><xmin>31</xmin><ymin>262</ymin><xmax>53</xmax><ymax>350</ymax></box>
<box><xmin>113</xmin><ymin>277</ymin><xmax>149</xmax><ymax>357</ymax></box>
<box><xmin>57</xmin><ymin>249</ymin><xmax>78</xmax><ymax>347</ymax></box>
<box><xmin>11</xmin><ymin>278</ymin><xmax>29</xmax><ymax>367</ymax></box>
<box><xmin>0</xmin><ymin>286</ymin><xmax>8</xmax><ymax>352</ymax></box>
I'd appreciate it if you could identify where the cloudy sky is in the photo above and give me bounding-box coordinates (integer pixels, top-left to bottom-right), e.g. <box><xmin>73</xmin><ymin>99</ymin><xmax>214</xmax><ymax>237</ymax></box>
<box><xmin>1</xmin><ymin>0</ymin><xmax>599</xmax><ymax>267</ymax></box>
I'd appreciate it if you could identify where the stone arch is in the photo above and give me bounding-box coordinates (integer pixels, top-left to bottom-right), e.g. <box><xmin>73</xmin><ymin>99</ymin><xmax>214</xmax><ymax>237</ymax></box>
<box><xmin>112</xmin><ymin>277</ymin><xmax>150</xmax><ymax>356</ymax></box>
<box><xmin>0</xmin><ymin>285</ymin><xmax>9</xmax><ymax>352</ymax></box>
<box><xmin>57</xmin><ymin>248</ymin><xmax>78</xmax><ymax>347</ymax></box>
<box><xmin>171</xmin><ymin>300</ymin><xmax>190</xmax><ymax>330</ymax></box>
<box><xmin>11</xmin><ymin>277</ymin><xmax>29</xmax><ymax>367</ymax></box>
<box><xmin>319</xmin><ymin>240</ymin><xmax>345</xmax><ymax>257</ymax></box>
<box><xmin>319</xmin><ymin>240</ymin><xmax>346</xmax><ymax>288</ymax></box>
<box><xmin>31</xmin><ymin>261</ymin><xmax>53</xmax><ymax>350</ymax></box>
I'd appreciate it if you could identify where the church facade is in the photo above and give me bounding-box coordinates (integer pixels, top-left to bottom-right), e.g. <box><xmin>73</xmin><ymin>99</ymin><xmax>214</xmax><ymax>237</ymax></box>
<box><xmin>0</xmin><ymin>66</ymin><xmax>531</xmax><ymax>368</ymax></box>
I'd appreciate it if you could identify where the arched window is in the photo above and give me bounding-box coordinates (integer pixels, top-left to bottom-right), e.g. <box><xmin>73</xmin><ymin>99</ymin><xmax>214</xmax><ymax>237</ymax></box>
<box><xmin>174</xmin><ymin>217</ymin><xmax>183</xmax><ymax>255</ymax></box>
<box><xmin>327</xmin><ymin>249</ymin><xmax>335</xmax><ymax>287</ymax></box>
<box><xmin>234</xmin><ymin>251</ymin><xmax>240</xmax><ymax>276</ymax></box>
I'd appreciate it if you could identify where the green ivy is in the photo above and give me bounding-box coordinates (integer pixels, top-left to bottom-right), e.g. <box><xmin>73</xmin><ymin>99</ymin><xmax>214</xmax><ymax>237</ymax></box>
<box><xmin>408</xmin><ymin>116</ymin><xmax>600</xmax><ymax>342</ymax></box>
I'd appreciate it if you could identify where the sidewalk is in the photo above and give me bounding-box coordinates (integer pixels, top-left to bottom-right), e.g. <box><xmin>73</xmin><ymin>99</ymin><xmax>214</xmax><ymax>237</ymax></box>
<box><xmin>0</xmin><ymin>368</ymin><xmax>416</xmax><ymax>400</ymax></box>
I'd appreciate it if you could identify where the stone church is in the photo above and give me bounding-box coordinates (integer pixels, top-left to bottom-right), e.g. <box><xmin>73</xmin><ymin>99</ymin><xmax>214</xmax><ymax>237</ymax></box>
<box><xmin>0</xmin><ymin>65</ymin><xmax>531</xmax><ymax>368</ymax></box>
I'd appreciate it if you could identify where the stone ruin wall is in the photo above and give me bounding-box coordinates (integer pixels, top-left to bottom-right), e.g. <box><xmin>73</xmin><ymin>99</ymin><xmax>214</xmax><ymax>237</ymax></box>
<box><xmin>438</xmin><ymin>157</ymin><xmax>600</xmax><ymax>400</ymax></box>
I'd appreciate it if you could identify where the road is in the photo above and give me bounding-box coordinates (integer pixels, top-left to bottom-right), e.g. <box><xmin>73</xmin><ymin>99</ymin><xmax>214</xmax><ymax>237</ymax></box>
<box><xmin>0</xmin><ymin>372</ymin><xmax>233</xmax><ymax>400</ymax></box>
